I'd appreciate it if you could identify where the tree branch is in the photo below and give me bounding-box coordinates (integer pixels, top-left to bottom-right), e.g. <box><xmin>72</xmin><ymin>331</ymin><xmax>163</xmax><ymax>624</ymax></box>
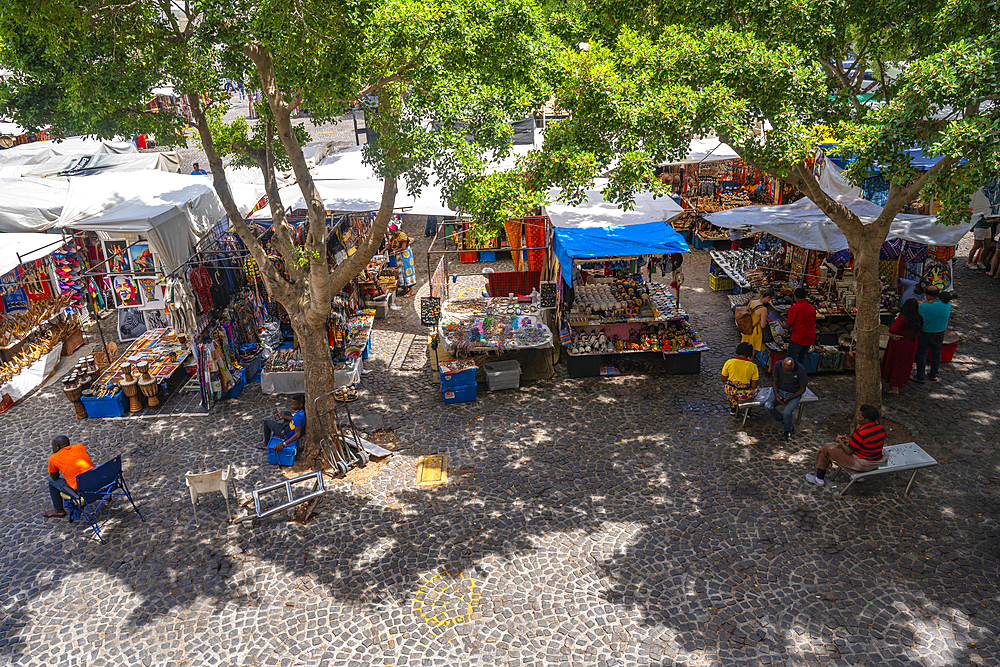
<box><xmin>816</xmin><ymin>57</ymin><xmax>866</xmax><ymax>116</ymax></box>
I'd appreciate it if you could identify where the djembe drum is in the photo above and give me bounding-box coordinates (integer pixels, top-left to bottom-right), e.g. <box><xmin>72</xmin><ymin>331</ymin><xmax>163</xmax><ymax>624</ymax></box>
<box><xmin>120</xmin><ymin>364</ymin><xmax>143</xmax><ymax>413</ymax></box>
<box><xmin>62</xmin><ymin>377</ymin><xmax>87</xmax><ymax>419</ymax></box>
<box><xmin>136</xmin><ymin>361</ymin><xmax>160</xmax><ymax>408</ymax></box>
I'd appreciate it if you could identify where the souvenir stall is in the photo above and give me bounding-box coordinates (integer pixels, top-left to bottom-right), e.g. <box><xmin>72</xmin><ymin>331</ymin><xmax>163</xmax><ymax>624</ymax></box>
<box><xmin>0</xmin><ymin>235</ymin><xmax>90</xmax><ymax>411</ymax></box>
<box><xmin>656</xmin><ymin>138</ymin><xmax>801</xmax><ymax>248</ymax></box>
<box><xmin>708</xmin><ymin>173</ymin><xmax>971</xmax><ymax>374</ymax></box>
<box><xmin>552</xmin><ymin>221</ymin><xmax>707</xmax><ymax>378</ymax></box>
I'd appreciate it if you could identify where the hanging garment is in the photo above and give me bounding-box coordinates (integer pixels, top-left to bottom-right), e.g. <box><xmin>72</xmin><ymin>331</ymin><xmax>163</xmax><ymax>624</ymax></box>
<box><xmin>190</xmin><ymin>265</ymin><xmax>213</xmax><ymax>313</ymax></box>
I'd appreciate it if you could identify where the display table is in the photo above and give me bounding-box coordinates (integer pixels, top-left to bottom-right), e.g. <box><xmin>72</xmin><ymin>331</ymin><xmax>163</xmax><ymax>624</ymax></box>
<box><xmin>261</xmin><ymin>354</ymin><xmax>363</xmax><ymax>395</ymax></box>
<box><xmin>438</xmin><ymin>297</ymin><xmax>553</xmax><ymax>354</ymax></box>
<box><xmin>96</xmin><ymin>328</ymin><xmax>189</xmax><ymax>385</ymax></box>
<box><xmin>0</xmin><ymin>346</ymin><xmax>62</xmax><ymax>402</ymax></box>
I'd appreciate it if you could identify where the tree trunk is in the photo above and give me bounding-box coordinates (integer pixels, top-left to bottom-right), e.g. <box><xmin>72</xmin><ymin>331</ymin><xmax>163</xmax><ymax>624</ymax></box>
<box><xmin>292</xmin><ymin>313</ymin><xmax>336</xmax><ymax>469</ymax></box>
<box><xmin>846</xmin><ymin>227</ymin><xmax>886</xmax><ymax>416</ymax></box>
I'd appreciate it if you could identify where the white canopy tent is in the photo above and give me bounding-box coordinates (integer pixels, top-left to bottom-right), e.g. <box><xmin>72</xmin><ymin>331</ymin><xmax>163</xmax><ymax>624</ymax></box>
<box><xmin>0</xmin><ymin>136</ymin><xmax>138</xmax><ymax>166</ymax></box>
<box><xmin>0</xmin><ymin>233</ymin><xmax>66</xmax><ymax>278</ymax></box>
<box><xmin>251</xmin><ymin>176</ymin><xmax>456</xmax><ymax>218</ymax></box>
<box><xmin>18</xmin><ymin>151</ymin><xmax>182</xmax><ymax>179</ymax></box>
<box><xmin>544</xmin><ymin>179</ymin><xmax>684</xmax><ymax>229</ymax></box>
<box><xmin>0</xmin><ymin>177</ymin><xmax>70</xmax><ymax>232</ymax></box>
<box><xmin>56</xmin><ymin>171</ymin><xmax>260</xmax><ymax>271</ymax></box>
<box><xmin>707</xmin><ymin>159</ymin><xmax>972</xmax><ymax>251</ymax></box>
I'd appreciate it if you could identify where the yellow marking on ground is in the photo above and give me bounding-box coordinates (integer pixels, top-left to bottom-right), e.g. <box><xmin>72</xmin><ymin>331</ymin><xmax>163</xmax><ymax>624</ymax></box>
<box><xmin>416</xmin><ymin>455</ymin><xmax>448</xmax><ymax>485</ymax></box>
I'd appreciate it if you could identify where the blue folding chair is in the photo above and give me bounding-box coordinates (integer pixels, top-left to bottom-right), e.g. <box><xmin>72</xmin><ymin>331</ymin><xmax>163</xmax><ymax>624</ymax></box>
<box><xmin>60</xmin><ymin>455</ymin><xmax>145</xmax><ymax>544</ymax></box>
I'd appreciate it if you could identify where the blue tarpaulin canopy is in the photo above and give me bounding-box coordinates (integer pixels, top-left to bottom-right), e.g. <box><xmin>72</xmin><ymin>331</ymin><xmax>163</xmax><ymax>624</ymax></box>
<box><xmin>553</xmin><ymin>221</ymin><xmax>691</xmax><ymax>285</ymax></box>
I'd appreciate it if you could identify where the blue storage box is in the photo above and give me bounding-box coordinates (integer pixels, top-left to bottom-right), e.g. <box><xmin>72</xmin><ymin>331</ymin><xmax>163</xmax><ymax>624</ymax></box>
<box><xmin>439</xmin><ymin>363</ymin><xmax>477</xmax><ymax>389</ymax></box>
<box><xmin>442</xmin><ymin>383</ymin><xmax>476</xmax><ymax>404</ymax></box>
<box><xmin>479</xmin><ymin>251</ymin><xmax>496</xmax><ymax>262</ymax></box>
<box><xmin>222</xmin><ymin>368</ymin><xmax>247</xmax><ymax>399</ymax></box>
<box><xmin>693</xmin><ymin>234</ymin><xmax>714</xmax><ymax>250</ymax></box>
<box><xmin>267</xmin><ymin>435</ymin><xmax>298</xmax><ymax>465</ymax></box>
<box><xmin>362</xmin><ymin>336</ymin><xmax>371</xmax><ymax>360</ymax></box>
<box><xmin>81</xmin><ymin>390</ymin><xmax>128</xmax><ymax>418</ymax></box>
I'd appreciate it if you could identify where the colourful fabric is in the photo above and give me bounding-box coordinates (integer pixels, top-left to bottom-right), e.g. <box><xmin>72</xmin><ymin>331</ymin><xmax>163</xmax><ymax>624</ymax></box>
<box><xmin>525</xmin><ymin>217</ymin><xmax>546</xmax><ymax>271</ymax></box>
<box><xmin>850</xmin><ymin>422</ymin><xmax>886</xmax><ymax>461</ymax></box>
<box><xmin>504</xmin><ymin>220</ymin><xmax>524</xmax><ymax>271</ymax></box>
<box><xmin>879</xmin><ymin>239</ymin><xmax>903</xmax><ymax>260</ymax></box>
<box><xmin>722</xmin><ymin>357</ymin><xmax>759</xmax><ymax>386</ymax></box>
<box><xmin>901</xmin><ymin>241</ymin><xmax>926</xmax><ymax>264</ymax></box>
<box><xmin>724</xmin><ymin>381</ymin><xmax>758</xmax><ymax>409</ymax></box>
<box><xmin>399</xmin><ymin>248</ymin><xmax>417</xmax><ymax>287</ymax></box>
<box><xmin>828</xmin><ymin>249</ymin><xmax>852</xmax><ymax>265</ymax></box>
<box><xmin>918</xmin><ymin>300</ymin><xmax>951</xmax><ymax>333</ymax></box>
<box><xmin>786</xmin><ymin>301</ymin><xmax>816</xmax><ymax>346</ymax></box>
<box><xmin>48</xmin><ymin>444</ymin><xmax>95</xmax><ymax>490</ymax></box>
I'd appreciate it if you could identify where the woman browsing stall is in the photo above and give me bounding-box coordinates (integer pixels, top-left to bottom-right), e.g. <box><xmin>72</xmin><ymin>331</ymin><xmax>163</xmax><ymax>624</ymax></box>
<box><xmin>880</xmin><ymin>298</ymin><xmax>923</xmax><ymax>394</ymax></box>
<box><xmin>736</xmin><ymin>288</ymin><xmax>775</xmax><ymax>353</ymax></box>
<box><xmin>722</xmin><ymin>342</ymin><xmax>760</xmax><ymax>415</ymax></box>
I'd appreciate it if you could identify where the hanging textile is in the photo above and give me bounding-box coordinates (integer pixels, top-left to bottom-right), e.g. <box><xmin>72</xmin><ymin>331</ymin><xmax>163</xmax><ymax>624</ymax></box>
<box><xmin>524</xmin><ymin>217</ymin><xmax>546</xmax><ymax>272</ymax></box>
<box><xmin>504</xmin><ymin>219</ymin><xmax>524</xmax><ymax>271</ymax></box>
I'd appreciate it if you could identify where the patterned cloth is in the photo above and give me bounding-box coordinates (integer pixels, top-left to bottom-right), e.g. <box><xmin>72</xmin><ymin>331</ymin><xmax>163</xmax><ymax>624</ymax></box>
<box><xmin>901</xmin><ymin>241</ymin><xmax>926</xmax><ymax>264</ymax></box>
<box><xmin>828</xmin><ymin>249</ymin><xmax>852</xmax><ymax>265</ymax></box>
<box><xmin>724</xmin><ymin>381</ymin><xmax>757</xmax><ymax>409</ymax></box>
<box><xmin>879</xmin><ymin>239</ymin><xmax>903</xmax><ymax>260</ymax></box>
<box><xmin>399</xmin><ymin>248</ymin><xmax>417</xmax><ymax>287</ymax></box>
<box><xmin>243</xmin><ymin>256</ymin><xmax>262</xmax><ymax>283</ymax></box>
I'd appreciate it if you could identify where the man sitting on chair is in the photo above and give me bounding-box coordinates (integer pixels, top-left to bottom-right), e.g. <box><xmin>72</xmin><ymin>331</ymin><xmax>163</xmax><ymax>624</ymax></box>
<box><xmin>44</xmin><ymin>436</ymin><xmax>94</xmax><ymax>518</ymax></box>
<box><xmin>261</xmin><ymin>394</ymin><xmax>306</xmax><ymax>452</ymax></box>
<box><xmin>806</xmin><ymin>405</ymin><xmax>886</xmax><ymax>487</ymax></box>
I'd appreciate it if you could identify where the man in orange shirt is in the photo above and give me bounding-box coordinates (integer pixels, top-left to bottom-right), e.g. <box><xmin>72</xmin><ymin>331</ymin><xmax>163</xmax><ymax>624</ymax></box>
<box><xmin>44</xmin><ymin>436</ymin><xmax>94</xmax><ymax>518</ymax></box>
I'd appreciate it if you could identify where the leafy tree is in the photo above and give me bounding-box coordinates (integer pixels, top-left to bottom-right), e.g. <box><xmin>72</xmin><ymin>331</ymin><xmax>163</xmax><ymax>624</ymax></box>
<box><xmin>0</xmin><ymin>0</ymin><xmax>552</xmax><ymax>464</ymax></box>
<box><xmin>519</xmin><ymin>0</ymin><xmax>1000</xmax><ymax>411</ymax></box>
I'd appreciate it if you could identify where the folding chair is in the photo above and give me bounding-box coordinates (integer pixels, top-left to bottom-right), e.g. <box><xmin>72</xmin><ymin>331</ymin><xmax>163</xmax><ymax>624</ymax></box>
<box><xmin>60</xmin><ymin>455</ymin><xmax>145</xmax><ymax>544</ymax></box>
<box><xmin>185</xmin><ymin>465</ymin><xmax>237</xmax><ymax>525</ymax></box>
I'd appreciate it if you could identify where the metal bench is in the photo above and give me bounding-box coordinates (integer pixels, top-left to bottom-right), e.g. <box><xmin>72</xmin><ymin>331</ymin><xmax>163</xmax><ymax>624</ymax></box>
<box><xmin>738</xmin><ymin>387</ymin><xmax>818</xmax><ymax>427</ymax></box>
<box><xmin>831</xmin><ymin>441</ymin><xmax>937</xmax><ymax>497</ymax></box>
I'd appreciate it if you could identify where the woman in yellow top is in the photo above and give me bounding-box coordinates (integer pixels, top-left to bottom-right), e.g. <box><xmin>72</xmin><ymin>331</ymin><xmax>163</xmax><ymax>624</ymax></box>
<box><xmin>722</xmin><ymin>342</ymin><xmax>760</xmax><ymax>415</ymax></box>
<box><xmin>741</xmin><ymin>287</ymin><xmax>774</xmax><ymax>352</ymax></box>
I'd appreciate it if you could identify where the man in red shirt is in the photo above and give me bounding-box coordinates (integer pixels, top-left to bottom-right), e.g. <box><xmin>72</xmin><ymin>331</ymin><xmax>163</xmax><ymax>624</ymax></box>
<box><xmin>44</xmin><ymin>436</ymin><xmax>95</xmax><ymax>518</ymax></box>
<box><xmin>784</xmin><ymin>287</ymin><xmax>816</xmax><ymax>365</ymax></box>
<box><xmin>806</xmin><ymin>405</ymin><xmax>886</xmax><ymax>487</ymax></box>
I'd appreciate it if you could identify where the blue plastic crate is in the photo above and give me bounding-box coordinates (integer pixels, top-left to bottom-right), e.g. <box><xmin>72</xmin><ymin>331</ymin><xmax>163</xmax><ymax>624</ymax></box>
<box><xmin>81</xmin><ymin>391</ymin><xmax>128</xmax><ymax>418</ymax></box>
<box><xmin>693</xmin><ymin>234</ymin><xmax>714</xmax><ymax>250</ymax></box>
<box><xmin>267</xmin><ymin>435</ymin><xmax>298</xmax><ymax>465</ymax></box>
<box><xmin>442</xmin><ymin>383</ymin><xmax>476</xmax><ymax>404</ymax></box>
<box><xmin>479</xmin><ymin>251</ymin><xmax>496</xmax><ymax>262</ymax></box>
<box><xmin>222</xmin><ymin>368</ymin><xmax>247</xmax><ymax>399</ymax></box>
<box><xmin>439</xmin><ymin>364</ymin><xmax>477</xmax><ymax>389</ymax></box>
<box><xmin>732</xmin><ymin>284</ymin><xmax>750</xmax><ymax>295</ymax></box>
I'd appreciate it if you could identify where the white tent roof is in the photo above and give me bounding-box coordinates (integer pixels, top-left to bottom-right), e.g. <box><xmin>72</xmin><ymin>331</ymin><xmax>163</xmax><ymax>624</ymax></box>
<box><xmin>251</xmin><ymin>176</ymin><xmax>457</xmax><ymax>218</ymax></box>
<box><xmin>57</xmin><ymin>172</ymin><xmax>229</xmax><ymax>271</ymax></box>
<box><xmin>0</xmin><ymin>177</ymin><xmax>70</xmax><ymax>232</ymax></box>
<box><xmin>0</xmin><ymin>233</ymin><xmax>65</xmax><ymax>278</ymax></box>
<box><xmin>17</xmin><ymin>151</ymin><xmax>182</xmax><ymax>178</ymax></box>
<box><xmin>659</xmin><ymin>136</ymin><xmax>741</xmax><ymax>166</ymax></box>
<box><xmin>543</xmin><ymin>179</ymin><xmax>684</xmax><ymax>228</ymax></box>
<box><xmin>0</xmin><ymin>137</ymin><xmax>137</xmax><ymax>166</ymax></box>
<box><xmin>315</xmin><ymin>146</ymin><xmax>378</xmax><ymax>180</ymax></box>
<box><xmin>707</xmin><ymin>159</ymin><xmax>971</xmax><ymax>250</ymax></box>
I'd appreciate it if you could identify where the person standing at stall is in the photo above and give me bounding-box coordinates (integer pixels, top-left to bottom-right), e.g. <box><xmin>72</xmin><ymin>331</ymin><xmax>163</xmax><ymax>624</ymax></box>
<box><xmin>389</xmin><ymin>227</ymin><xmax>418</xmax><ymax>297</ymax></box>
<box><xmin>784</xmin><ymin>287</ymin><xmax>816</xmax><ymax>366</ymax></box>
<box><xmin>881</xmin><ymin>298</ymin><xmax>922</xmax><ymax>394</ymax></box>
<box><xmin>736</xmin><ymin>288</ymin><xmax>774</xmax><ymax>354</ymax></box>
<box><xmin>912</xmin><ymin>286</ymin><xmax>952</xmax><ymax>383</ymax></box>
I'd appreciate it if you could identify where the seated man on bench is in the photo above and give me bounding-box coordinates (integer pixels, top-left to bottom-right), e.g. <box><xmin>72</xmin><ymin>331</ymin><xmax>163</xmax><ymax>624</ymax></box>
<box><xmin>806</xmin><ymin>404</ymin><xmax>886</xmax><ymax>487</ymax></box>
<box><xmin>260</xmin><ymin>394</ymin><xmax>305</xmax><ymax>452</ymax></box>
<box><xmin>43</xmin><ymin>436</ymin><xmax>95</xmax><ymax>518</ymax></box>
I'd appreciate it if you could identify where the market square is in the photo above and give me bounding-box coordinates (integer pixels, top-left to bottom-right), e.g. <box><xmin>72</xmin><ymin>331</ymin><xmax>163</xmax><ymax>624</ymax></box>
<box><xmin>1</xmin><ymin>1</ymin><xmax>999</xmax><ymax>666</ymax></box>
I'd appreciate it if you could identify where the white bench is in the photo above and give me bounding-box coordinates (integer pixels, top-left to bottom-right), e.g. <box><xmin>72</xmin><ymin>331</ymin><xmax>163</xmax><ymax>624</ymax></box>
<box><xmin>831</xmin><ymin>441</ymin><xmax>937</xmax><ymax>497</ymax></box>
<box><xmin>738</xmin><ymin>387</ymin><xmax>818</xmax><ymax>427</ymax></box>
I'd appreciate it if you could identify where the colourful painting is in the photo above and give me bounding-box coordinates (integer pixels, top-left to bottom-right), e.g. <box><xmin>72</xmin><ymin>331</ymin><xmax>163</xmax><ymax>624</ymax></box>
<box><xmin>129</xmin><ymin>243</ymin><xmax>155</xmax><ymax>274</ymax></box>
<box><xmin>0</xmin><ymin>268</ymin><xmax>28</xmax><ymax>313</ymax></box>
<box><xmin>103</xmin><ymin>239</ymin><xmax>131</xmax><ymax>274</ymax></box>
<box><xmin>137</xmin><ymin>278</ymin><xmax>157</xmax><ymax>302</ymax></box>
<box><xmin>111</xmin><ymin>275</ymin><xmax>143</xmax><ymax>308</ymax></box>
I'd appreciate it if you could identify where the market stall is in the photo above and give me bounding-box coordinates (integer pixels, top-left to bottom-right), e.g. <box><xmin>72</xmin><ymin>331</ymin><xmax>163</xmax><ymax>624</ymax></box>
<box><xmin>707</xmin><ymin>163</ymin><xmax>972</xmax><ymax>373</ymax></box>
<box><xmin>552</xmin><ymin>221</ymin><xmax>707</xmax><ymax>378</ymax></box>
<box><xmin>438</xmin><ymin>296</ymin><xmax>553</xmax><ymax>355</ymax></box>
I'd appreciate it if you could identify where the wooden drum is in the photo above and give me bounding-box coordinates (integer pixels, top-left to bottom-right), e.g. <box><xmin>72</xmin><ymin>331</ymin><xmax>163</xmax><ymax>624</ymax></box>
<box><xmin>62</xmin><ymin>383</ymin><xmax>87</xmax><ymax>419</ymax></box>
<box><xmin>139</xmin><ymin>379</ymin><xmax>160</xmax><ymax>407</ymax></box>
<box><xmin>120</xmin><ymin>379</ymin><xmax>143</xmax><ymax>413</ymax></box>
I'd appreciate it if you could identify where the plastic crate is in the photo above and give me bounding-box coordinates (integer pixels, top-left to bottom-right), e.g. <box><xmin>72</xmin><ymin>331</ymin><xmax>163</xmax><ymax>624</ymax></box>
<box><xmin>732</xmin><ymin>284</ymin><xmax>750</xmax><ymax>295</ymax></box>
<box><xmin>709</xmin><ymin>274</ymin><xmax>733</xmax><ymax>291</ymax></box>
<box><xmin>483</xmin><ymin>360</ymin><xmax>521</xmax><ymax>391</ymax></box>
<box><xmin>222</xmin><ymin>368</ymin><xmax>247</xmax><ymax>399</ymax></box>
<box><xmin>479</xmin><ymin>251</ymin><xmax>496</xmax><ymax>262</ymax></box>
<box><xmin>442</xmin><ymin>383</ymin><xmax>477</xmax><ymax>404</ymax></box>
<box><xmin>81</xmin><ymin>391</ymin><xmax>128</xmax><ymax>418</ymax></box>
<box><xmin>267</xmin><ymin>435</ymin><xmax>298</xmax><ymax>465</ymax></box>
<box><xmin>439</xmin><ymin>363</ymin><xmax>477</xmax><ymax>389</ymax></box>
<box><xmin>693</xmin><ymin>233</ymin><xmax>715</xmax><ymax>249</ymax></box>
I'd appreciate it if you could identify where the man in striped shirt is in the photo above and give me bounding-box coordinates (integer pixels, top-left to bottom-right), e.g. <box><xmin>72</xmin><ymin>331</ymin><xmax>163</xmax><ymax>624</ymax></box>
<box><xmin>806</xmin><ymin>405</ymin><xmax>886</xmax><ymax>487</ymax></box>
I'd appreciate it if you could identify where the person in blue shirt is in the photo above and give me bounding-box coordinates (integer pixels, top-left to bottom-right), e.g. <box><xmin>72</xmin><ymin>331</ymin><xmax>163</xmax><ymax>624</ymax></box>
<box><xmin>912</xmin><ymin>286</ymin><xmax>952</xmax><ymax>383</ymax></box>
<box><xmin>190</xmin><ymin>162</ymin><xmax>208</xmax><ymax>175</ymax></box>
<box><xmin>260</xmin><ymin>394</ymin><xmax>306</xmax><ymax>451</ymax></box>
<box><xmin>896</xmin><ymin>278</ymin><xmax>925</xmax><ymax>309</ymax></box>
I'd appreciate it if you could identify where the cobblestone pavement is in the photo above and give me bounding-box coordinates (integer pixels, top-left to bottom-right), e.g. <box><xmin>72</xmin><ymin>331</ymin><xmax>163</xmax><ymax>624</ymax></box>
<box><xmin>2</xmin><ymin>216</ymin><xmax>999</xmax><ymax>667</ymax></box>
